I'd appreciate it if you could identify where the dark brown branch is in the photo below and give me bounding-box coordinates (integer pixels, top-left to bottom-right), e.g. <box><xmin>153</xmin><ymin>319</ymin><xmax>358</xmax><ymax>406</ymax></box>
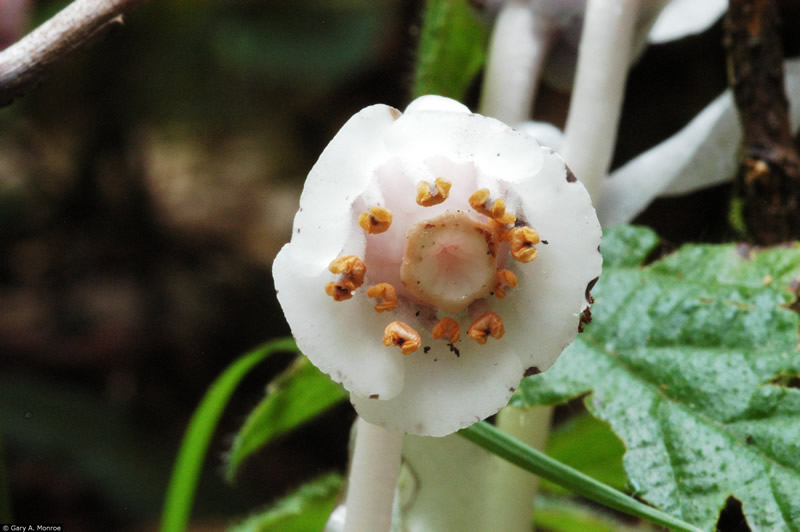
<box><xmin>725</xmin><ymin>0</ymin><xmax>800</xmax><ymax>244</ymax></box>
<box><xmin>0</xmin><ymin>0</ymin><xmax>149</xmax><ymax>107</ymax></box>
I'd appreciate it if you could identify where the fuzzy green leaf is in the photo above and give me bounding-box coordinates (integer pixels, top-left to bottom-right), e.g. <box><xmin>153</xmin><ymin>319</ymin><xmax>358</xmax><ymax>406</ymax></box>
<box><xmin>228</xmin><ymin>473</ymin><xmax>342</xmax><ymax>532</ymax></box>
<box><xmin>226</xmin><ymin>356</ymin><xmax>348</xmax><ymax>482</ymax></box>
<box><xmin>412</xmin><ymin>0</ymin><xmax>488</xmax><ymax>101</ymax></box>
<box><xmin>514</xmin><ymin>226</ymin><xmax>800</xmax><ymax>531</ymax></box>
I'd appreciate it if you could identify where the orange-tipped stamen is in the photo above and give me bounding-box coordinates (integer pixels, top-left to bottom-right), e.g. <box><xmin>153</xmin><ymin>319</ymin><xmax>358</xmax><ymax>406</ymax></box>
<box><xmin>325</xmin><ymin>255</ymin><xmax>367</xmax><ymax>300</ymax></box>
<box><xmin>383</xmin><ymin>321</ymin><xmax>421</xmax><ymax>355</ymax></box>
<box><xmin>469</xmin><ymin>188</ymin><xmax>492</xmax><ymax>217</ymax></box>
<box><xmin>467</xmin><ymin>312</ymin><xmax>505</xmax><ymax>344</ymax></box>
<box><xmin>367</xmin><ymin>283</ymin><xmax>398</xmax><ymax>312</ymax></box>
<box><xmin>432</xmin><ymin>317</ymin><xmax>460</xmax><ymax>343</ymax></box>
<box><xmin>358</xmin><ymin>206</ymin><xmax>393</xmax><ymax>234</ymax></box>
<box><xmin>506</xmin><ymin>227</ymin><xmax>540</xmax><ymax>263</ymax></box>
<box><xmin>416</xmin><ymin>178</ymin><xmax>452</xmax><ymax>207</ymax></box>
<box><xmin>494</xmin><ymin>269</ymin><xmax>518</xmax><ymax>299</ymax></box>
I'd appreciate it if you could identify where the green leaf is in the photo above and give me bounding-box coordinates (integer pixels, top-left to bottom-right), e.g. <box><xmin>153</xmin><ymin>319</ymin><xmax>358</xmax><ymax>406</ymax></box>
<box><xmin>412</xmin><ymin>0</ymin><xmax>488</xmax><ymax>101</ymax></box>
<box><xmin>459</xmin><ymin>422</ymin><xmax>701</xmax><ymax>532</ymax></box>
<box><xmin>160</xmin><ymin>338</ymin><xmax>299</xmax><ymax>532</ymax></box>
<box><xmin>543</xmin><ymin>413</ymin><xmax>627</xmax><ymax>494</ymax></box>
<box><xmin>515</xmin><ymin>226</ymin><xmax>800</xmax><ymax>530</ymax></box>
<box><xmin>228</xmin><ymin>473</ymin><xmax>342</xmax><ymax>532</ymax></box>
<box><xmin>226</xmin><ymin>356</ymin><xmax>348</xmax><ymax>482</ymax></box>
<box><xmin>600</xmin><ymin>225</ymin><xmax>660</xmax><ymax>268</ymax></box>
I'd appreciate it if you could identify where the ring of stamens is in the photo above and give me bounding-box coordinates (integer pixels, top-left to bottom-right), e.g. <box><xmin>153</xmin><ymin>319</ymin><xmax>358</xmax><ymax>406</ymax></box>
<box><xmin>325</xmin><ymin>255</ymin><xmax>366</xmax><ymax>301</ymax></box>
<box><xmin>506</xmin><ymin>227</ymin><xmax>540</xmax><ymax>263</ymax></box>
<box><xmin>383</xmin><ymin>321</ymin><xmax>421</xmax><ymax>354</ymax></box>
<box><xmin>432</xmin><ymin>317</ymin><xmax>460</xmax><ymax>343</ymax></box>
<box><xmin>416</xmin><ymin>178</ymin><xmax>452</xmax><ymax>207</ymax></box>
<box><xmin>469</xmin><ymin>189</ymin><xmax>516</xmax><ymax>225</ymax></box>
<box><xmin>467</xmin><ymin>312</ymin><xmax>505</xmax><ymax>344</ymax></box>
<box><xmin>494</xmin><ymin>269</ymin><xmax>518</xmax><ymax>299</ymax></box>
<box><xmin>367</xmin><ymin>283</ymin><xmax>398</xmax><ymax>312</ymax></box>
<box><xmin>358</xmin><ymin>206</ymin><xmax>393</xmax><ymax>234</ymax></box>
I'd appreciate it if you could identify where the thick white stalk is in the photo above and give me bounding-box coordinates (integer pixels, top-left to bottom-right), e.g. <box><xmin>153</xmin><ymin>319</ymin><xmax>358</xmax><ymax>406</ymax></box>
<box><xmin>561</xmin><ymin>0</ymin><xmax>641</xmax><ymax>203</ymax></box>
<box><xmin>484</xmin><ymin>405</ymin><xmax>554</xmax><ymax>532</ymax></box>
<box><xmin>478</xmin><ymin>0</ymin><xmax>553</xmax><ymax>124</ymax></box>
<box><xmin>343</xmin><ymin>417</ymin><xmax>404</xmax><ymax>532</ymax></box>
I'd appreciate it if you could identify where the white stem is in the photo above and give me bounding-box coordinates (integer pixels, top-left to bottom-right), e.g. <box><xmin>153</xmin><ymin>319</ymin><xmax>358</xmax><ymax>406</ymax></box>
<box><xmin>561</xmin><ymin>0</ymin><xmax>641</xmax><ymax>203</ymax></box>
<box><xmin>485</xmin><ymin>405</ymin><xmax>554</xmax><ymax>532</ymax></box>
<box><xmin>478</xmin><ymin>0</ymin><xmax>553</xmax><ymax>124</ymax></box>
<box><xmin>344</xmin><ymin>417</ymin><xmax>404</xmax><ymax>532</ymax></box>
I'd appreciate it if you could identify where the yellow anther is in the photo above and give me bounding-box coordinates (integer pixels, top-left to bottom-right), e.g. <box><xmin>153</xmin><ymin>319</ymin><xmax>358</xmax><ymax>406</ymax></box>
<box><xmin>416</xmin><ymin>178</ymin><xmax>452</xmax><ymax>207</ymax></box>
<box><xmin>432</xmin><ymin>317</ymin><xmax>460</xmax><ymax>343</ymax></box>
<box><xmin>469</xmin><ymin>188</ymin><xmax>492</xmax><ymax>217</ymax></box>
<box><xmin>489</xmin><ymin>199</ymin><xmax>516</xmax><ymax>225</ymax></box>
<box><xmin>470</xmin><ymin>189</ymin><xmax>516</xmax><ymax>225</ymax></box>
<box><xmin>325</xmin><ymin>255</ymin><xmax>366</xmax><ymax>301</ymax></box>
<box><xmin>367</xmin><ymin>283</ymin><xmax>398</xmax><ymax>312</ymax></box>
<box><xmin>494</xmin><ymin>269</ymin><xmax>518</xmax><ymax>299</ymax></box>
<box><xmin>328</xmin><ymin>255</ymin><xmax>367</xmax><ymax>287</ymax></box>
<box><xmin>507</xmin><ymin>227</ymin><xmax>540</xmax><ymax>263</ymax></box>
<box><xmin>358</xmin><ymin>206</ymin><xmax>393</xmax><ymax>234</ymax></box>
<box><xmin>325</xmin><ymin>279</ymin><xmax>356</xmax><ymax>301</ymax></box>
<box><xmin>467</xmin><ymin>312</ymin><xmax>505</xmax><ymax>344</ymax></box>
<box><xmin>383</xmin><ymin>321</ymin><xmax>422</xmax><ymax>355</ymax></box>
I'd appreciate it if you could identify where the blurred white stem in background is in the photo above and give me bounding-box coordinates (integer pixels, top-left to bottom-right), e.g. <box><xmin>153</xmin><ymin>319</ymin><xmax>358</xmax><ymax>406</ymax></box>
<box><xmin>479</xmin><ymin>0</ymin><xmax>552</xmax><ymax>124</ymax></box>
<box><xmin>487</xmin><ymin>405</ymin><xmax>554</xmax><ymax>532</ymax></box>
<box><xmin>561</xmin><ymin>0</ymin><xmax>641</xmax><ymax>203</ymax></box>
<box><xmin>599</xmin><ymin>58</ymin><xmax>800</xmax><ymax>226</ymax></box>
<box><xmin>343</xmin><ymin>417</ymin><xmax>403</xmax><ymax>532</ymax></box>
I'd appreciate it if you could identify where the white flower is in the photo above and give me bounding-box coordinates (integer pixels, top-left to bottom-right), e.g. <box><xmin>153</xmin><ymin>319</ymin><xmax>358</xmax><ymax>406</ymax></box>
<box><xmin>273</xmin><ymin>95</ymin><xmax>602</xmax><ymax>437</ymax></box>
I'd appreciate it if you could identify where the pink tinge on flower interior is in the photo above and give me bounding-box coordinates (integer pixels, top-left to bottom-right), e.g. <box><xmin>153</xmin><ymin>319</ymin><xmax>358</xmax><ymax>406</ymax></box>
<box><xmin>273</xmin><ymin>95</ymin><xmax>602</xmax><ymax>437</ymax></box>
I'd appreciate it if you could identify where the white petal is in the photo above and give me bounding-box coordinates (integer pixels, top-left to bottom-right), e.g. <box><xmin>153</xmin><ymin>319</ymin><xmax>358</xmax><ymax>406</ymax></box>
<box><xmin>352</xmin><ymin>341</ymin><xmax>523</xmax><ymax>437</ymax></box>
<box><xmin>405</xmin><ymin>95</ymin><xmax>470</xmax><ymax>114</ymax></box>
<box><xmin>273</xmin><ymin>246</ymin><xmax>405</xmax><ymax>399</ymax></box>
<box><xmin>273</xmin><ymin>104</ymin><xmax>407</xmax><ymax>399</ymax></box>
<box><xmin>386</xmin><ymin>110</ymin><xmax>544</xmax><ymax>183</ymax></box>
<box><xmin>288</xmin><ymin>104</ymin><xmax>398</xmax><ymax>267</ymax></box>
<box><xmin>517</xmin><ymin>120</ymin><xmax>564</xmax><ymax>151</ymax></box>
<box><xmin>648</xmin><ymin>0</ymin><xmax>727</xmax><ymax>44</ymax></box>
<box><xmin>499</xmin><ymin>147</ymin><xmax>602</xmax><ymax>371</ymax></box>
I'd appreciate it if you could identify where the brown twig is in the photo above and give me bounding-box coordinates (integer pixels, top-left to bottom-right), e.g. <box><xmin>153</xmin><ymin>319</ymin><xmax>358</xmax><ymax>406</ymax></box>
<box><xmin>0</xmin><ymin>0</ymin><xmax>149</xmax><ymax>107</ymax></box>
<box><xmin>725</xmin><ymin>0</ymin><xmax>800</xmax><ymax>244</ymax></box>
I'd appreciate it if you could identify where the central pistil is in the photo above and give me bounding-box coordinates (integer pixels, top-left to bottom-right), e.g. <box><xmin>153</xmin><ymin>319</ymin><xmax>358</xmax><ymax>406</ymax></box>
<box><xmin>400</xmin><ymin>212</ymin><xmax>497</xmax><ymax>313</ymax></box>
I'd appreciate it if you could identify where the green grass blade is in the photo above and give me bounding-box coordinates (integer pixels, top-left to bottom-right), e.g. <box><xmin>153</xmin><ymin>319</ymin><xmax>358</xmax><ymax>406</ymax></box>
<box><xmin>159</xmin><ymin>337</ymin><xmax>299</xmax><ymax>532</ymax></box>
<box><xmin>459</xmin><ymin>421</ymin><xmax>702</xmax><ymax>532</ymax></box>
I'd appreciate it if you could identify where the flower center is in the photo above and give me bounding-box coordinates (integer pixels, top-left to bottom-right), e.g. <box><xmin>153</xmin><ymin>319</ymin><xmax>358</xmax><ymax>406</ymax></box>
<box><xmin>400</xmin><ymin>212</ymin><xmax>497</xmax><ymax>314</ymax></box>
<box><xmin>325</xmin><ymin>175</ymin><xmax>541</xmax><ymax>355</ymax></box>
